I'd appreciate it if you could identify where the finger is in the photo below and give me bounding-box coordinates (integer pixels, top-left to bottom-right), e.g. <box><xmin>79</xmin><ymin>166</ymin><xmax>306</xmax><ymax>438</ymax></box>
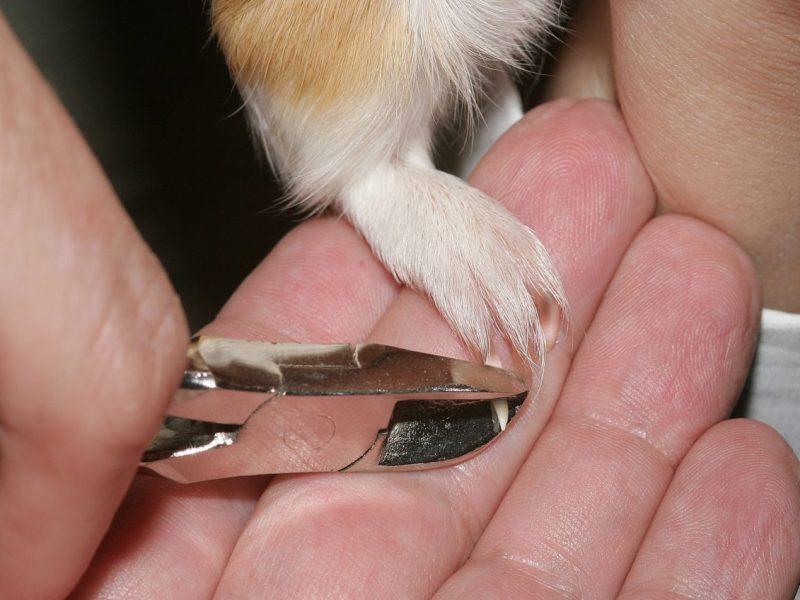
<box><xmin>207</xmin><ymin>217</ymin><xmax>400</xmax><ymax>343</ymax></box>
<box><xmin>73</xmin><ymin>217</ymin><xmax>400</xmax><ymax>597</ymax></box>
<box><xmin>214</xmin><ymin>99</ymin><xmax>656</xmax><ymax>598</ymax></box>
<box><xmin>619</xmin><ymin>419</ymin><xmax>800</xmax><ymax>600</ymax></box>
<box><xmin>0</xmin><ymin>18</ymin><xmax>188</xmax><ymax>599</ymax></box>
<box><xmin>611</xmin><ymin>0</ymin><xmax>800</xmax><ymax>311</ymax></box>
<box><xmin>436</xmin><ymin>217</ymin><xmax>761</xmax><ymax>598</ymax></box>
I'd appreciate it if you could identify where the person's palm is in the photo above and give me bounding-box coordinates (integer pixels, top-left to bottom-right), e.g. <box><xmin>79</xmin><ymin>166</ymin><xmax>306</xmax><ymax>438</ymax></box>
<box><xmin>68</xmin><ymin>101</ymin><xmax>798</xmax><ymax>598</ymax></box>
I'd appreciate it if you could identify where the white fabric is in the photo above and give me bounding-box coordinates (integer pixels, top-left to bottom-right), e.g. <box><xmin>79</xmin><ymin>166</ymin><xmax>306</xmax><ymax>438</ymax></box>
<box><xmin>739</xmin><ymin>309</ymin><xmax>800</xmax><ymax>457</ymax></box>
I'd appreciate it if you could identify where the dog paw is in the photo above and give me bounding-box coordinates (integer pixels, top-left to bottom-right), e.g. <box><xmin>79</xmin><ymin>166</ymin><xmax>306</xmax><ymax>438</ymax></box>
<box><xmin>343</xmin><ymin>166</ymin><xmax>567</xmax><ymax>365</ymax></box>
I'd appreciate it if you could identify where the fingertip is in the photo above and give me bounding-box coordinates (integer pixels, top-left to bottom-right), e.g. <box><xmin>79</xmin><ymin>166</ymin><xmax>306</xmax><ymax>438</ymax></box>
<box><xmin>619</xmin><ymin>419</ymin><xmax>799</xmax><ymax>600</ymax></box>
<box><xmin>634</xmin><ymin>215</ymin><xmax>763</xmax><ymax>334</ymax></box>
<box><xmin>473</xmin><ymin>97</ymin><xmax>650</xmax><ymax>212</ymax></box>
<box><xmin>691</xmin><ymin>418</ymin><xmax>800</xmax><ymax>489</ymax></box>
<box><xmin>474</xmin><ymin>97</ymin><xmax>655</xmax><ymax>270</ymax></box>
<box><xmin>109</xmin><ymin>276</ymin><xmax>190</xmax><ymax>454</ymax></box>
<box><xmin>627</xmin><ymin>418</ymin><xmax>800</xmax><ymax>599</ymax></box>
<box><xmin>559</xmin><ymin>214</ymin><xmax>764</xmax><ymax>464</ymax></box>
<box><xmin>209</xmin><ymin>216</ymin><xmax>399</xmax><ymax>342</ymax></box>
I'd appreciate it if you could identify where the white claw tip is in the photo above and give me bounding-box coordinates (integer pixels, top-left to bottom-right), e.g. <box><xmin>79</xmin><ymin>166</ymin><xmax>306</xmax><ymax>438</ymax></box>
<box><xmin>491</xmin><ymin>398</ymin><xmax>510</xmax><ymax>432</ymax></box>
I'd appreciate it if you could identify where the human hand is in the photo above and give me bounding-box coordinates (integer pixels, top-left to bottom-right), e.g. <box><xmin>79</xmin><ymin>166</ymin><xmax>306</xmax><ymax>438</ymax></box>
<box><xmin>71</xmin><ymin>97</ymin><xmax>798</xmax><ymax>598</ymax></box>
<box><xmin>2</xmin><ymin>12</ymin><xmax>798</xmax><ymax>600</ymax></box>
<box><xmin>0</xmin><ymin>15</ymin><xmax>188</xmax><ymax>598</ymax></box>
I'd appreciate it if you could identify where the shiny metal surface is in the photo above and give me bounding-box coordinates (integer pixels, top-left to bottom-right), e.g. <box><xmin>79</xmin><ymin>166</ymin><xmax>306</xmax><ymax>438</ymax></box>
<box><xmin>141</xmin><ymin>336</ymin><xmax>529</xmax><ymax>483</ymax></box>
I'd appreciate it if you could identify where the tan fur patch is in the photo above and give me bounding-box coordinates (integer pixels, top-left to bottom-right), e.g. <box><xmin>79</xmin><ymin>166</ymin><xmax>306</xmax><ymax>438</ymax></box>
<box><xmin>212</xmin><ymin>0</ymin><xmax>411</xmax><ymax>108</ymax></box>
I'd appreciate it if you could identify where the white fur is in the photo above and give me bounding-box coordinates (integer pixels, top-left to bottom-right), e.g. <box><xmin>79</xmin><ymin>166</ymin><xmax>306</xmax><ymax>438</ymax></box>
<box><xmin>237</xmin><ymin>0</ymin><xmax>566</xmax><ymax>364</ymax></box>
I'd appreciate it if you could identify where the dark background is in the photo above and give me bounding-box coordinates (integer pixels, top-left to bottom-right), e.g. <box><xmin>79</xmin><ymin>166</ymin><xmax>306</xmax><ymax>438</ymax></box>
<box><xmin>2</xmin><ymin>1</ymin><xmax>293</xmax><ymax>330</ymax></box>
